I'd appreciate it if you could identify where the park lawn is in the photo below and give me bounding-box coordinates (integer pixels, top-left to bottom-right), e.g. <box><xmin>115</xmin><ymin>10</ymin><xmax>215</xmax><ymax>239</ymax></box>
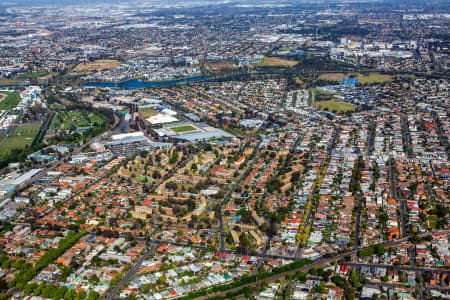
<box><xmin>258</xmin><ymin>57</ymin><xmax>298</xmax><ymax>67</ymax></box>
<box><xmin>0</xmin><ymin>92</ymin><xmax>21</xmax><ymax>110</ymax></box>
<box><xmin>313</xmin><ymin>99</ymin><xmax>355</xmax><ymax>112</ymax></box>
<box><xmin>318</xmin><ymin>72</ymin><xmax>393</xmax><ymax>84</ymax></box>
<box><xmin>357</xmin><ymin>73</ymin><xmax>393</xmax><ymax>84</ymax></box>
<box><xmin>427</xmin><ymin>215</ymin><xmax>440</xmax><ymax>229</ymax></box>
<box><xmin>54</xmin><ymin>111</ymin><xmax>105</xmax><ymax>130</ymax></box>
<box><xmin>170</xmin><ymin>125</ymin><xmax>197</xmax><ymax>133</ymax></box>
<box><xmin>295</xmin><ymin>77</ymin><xmax>304</xmax><ymax>84</ymax></box>
<box><xmin>140</xmin><ymin>107</ymin><xmax>158</xmax><ymax>119</ymax></box>
<box><xmin>17</xmin><ymin>72</ymin><xmax>56</xmax><ymax>79</ymax></box>
<box><xmin>313</xmin><ymin>89</ymin><xmax>335</xmax><ymax>102</ymax></box>
<box><xmin>0</xmin><ymin>124</ymin><xmax>41</xmax><ymax>156</ymax></box>
<box><xmin>295</xmin><ymin>77</ymin><xmax>307</xmax><ymax>88</ymax></box>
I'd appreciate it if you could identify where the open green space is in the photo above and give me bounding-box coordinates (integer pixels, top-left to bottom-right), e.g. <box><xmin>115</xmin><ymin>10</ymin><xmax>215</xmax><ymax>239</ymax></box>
<box><xmin>17</xmin><ymin>72</ymin><xmax>56</xmax><ymax>79</ymax></box>
<box><xmin>257</xmin><ymin>57</ymin><xmax>298</xmax><ymax>67</ymax></box>
<box><xmin>313</xmin><ymin>99</ymin><xmax>355</xmax><ymax>112</ymax></box>
<box><xmin>140</xmin><ymin>107</ymin><xmax>158</xmax><ymax>119</ymax></box>
<box><xmin>170</xmin><ymin>125</ymin><xmax>197</xmax><ymax>133</ymax></box>
<box><xmin>0</xmin><ymin>124</ymin><xmax>41</xmax><ymax>156</ymax></box>
<box><xmin>318</xmin><ymin>72</ymin><xmax>393</xmax><ymax>84</ymax></box>
<box><xmin>0</xmin><ymin>92</ymin><xmax>21</xmax><ymax>110</ymax></box>
<box><xmin>53</xmin><ymin>111</ymin><xmax>105</xmax><ymax>131</ymax></box>
<box><xmin>0</xmin><ymin>79</ymin><xmax>25</xmax><ymax>86</ymax></box>
<box><xmin>313</xmin><ymin>89</ymin><xmax>335</xmax><ymax>102</ymax></box>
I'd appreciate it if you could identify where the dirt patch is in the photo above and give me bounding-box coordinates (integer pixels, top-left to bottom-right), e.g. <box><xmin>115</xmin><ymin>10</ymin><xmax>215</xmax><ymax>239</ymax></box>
<box><xmin>258</xmin><ymin>57</ymin><xmax>298</xmax><ymax>67</ymax></box>
<box><xmin>0</xmin><ymin>94</ymin><xmax>6</xmax><ymax>102</ymax></box>
<box><xmin>206</xmin><ymin>60</ymin><xmax>235</xmax><ymax>71</ymax></box>
<box><xmin>74</xmin><ymin>59</ymin><xmax>122</xmax><ymax>73</ymax></box>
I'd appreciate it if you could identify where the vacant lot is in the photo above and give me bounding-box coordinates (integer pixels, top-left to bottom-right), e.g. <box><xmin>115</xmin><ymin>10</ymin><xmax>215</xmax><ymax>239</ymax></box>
<box><xmin>0</xmin><ymin>92</ymin><xmax>21</xmax><ymax>110</ymax></box>
<box><xmin>140</xmin><ymin>107</ymin><xmax>158</xmax><ymax>119</ymax></box>
<box><xmin>0</xmin><ymin>124</ymin><xmax>41</xmax><ymax>156</ymax></box>
<box><xmin>313</xmin><ymin>99</ymin><xmax>355</xmax><ymax>112</ymax></box>
<box><xmin>74</xmin><ymin>59</ymin><xmax>121</xmax><ymax>73</ymax></box>
<box><xmin>318</xmin><ymin>72</ymin><xmax>393</xmax><ymax>84</ymax></box>
<box><xmin>0</xmin><ymin>79</ymin><xmax>24</xmax><ymax>86</ymax></box>
<box><xmin>170</xmin><ymin>125</ymin><xmax>197</xmax><ymax>133</ymax></box>
<box><xmin>258</xmin><ymin>57</ymin><xmax>298</xmax><ymax>67</ymax></box>
<box><xmin>205</xmin><ymin>60</ymin><xmax>235</xmax><ymax>71</ymax></box>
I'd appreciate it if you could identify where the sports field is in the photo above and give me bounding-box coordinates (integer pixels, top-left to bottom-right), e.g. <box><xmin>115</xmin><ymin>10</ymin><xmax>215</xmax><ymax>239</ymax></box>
<box><xmin>312</xmin><ymin>99</ymin><xmax>355</xmax><ymax>112</ymax></box>
<box><xmin>258</xmin><ymin>57</ymin><xmax>298</xmax><ymax>67</ymax></box>
<box><xmin>0</xmin><ymin>92</ymin><xmax>21</xmax><ymax>110</ymax></box>
<box><xmin>0</xmin><ymin>124</ymin><xmax>41</xmax><ymax>156</ymax></box>
<box><xmin>170</xmin><ymin>125</ymin><xmax>197</xmax><ymax>133</ymax></box>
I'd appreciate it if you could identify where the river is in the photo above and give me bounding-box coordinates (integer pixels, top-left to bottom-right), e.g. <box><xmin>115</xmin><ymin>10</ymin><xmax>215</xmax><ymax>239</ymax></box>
<box><xmin>83</xmin><ymin>72</ymin><xmax>292</xmax><ymax>89</ymax></box>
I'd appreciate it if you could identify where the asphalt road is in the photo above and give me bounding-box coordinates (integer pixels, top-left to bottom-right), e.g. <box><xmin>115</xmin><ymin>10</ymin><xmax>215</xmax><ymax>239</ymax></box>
<box><xmin>366</xmin><ymin>121</ymin><xmax>376</xmax><ymax>156</ymax></box>
<box><xmin>353</xmin><ymin>193</ymin><xmax>363</xmax><ymax>249</ymax></box>
<box><xmin>400</xmin><ymin>114</ymin><xmax>414</xmax><ymax>159</ymax></box>
<box><xmin>344</xmin><ymin>262</ymin><xmax>450</xmax><ymax>274</ymax></box>
<box><xmin>218</xmin><ymin>139</ymin><xmax>262</xmax><ymax>251</ymax></box>
<box><xmin>432</xmin><ymin>111</ymin><xmax>449</xmax><ymax>157</ymax></box>
<box><xmin>389</xmin><ymin>157</ymin><xmax>407</xmax><ymax>236</ymax></box>
<box><xmin>103</xmin><ymin>226</ymin><xmax>161</xmax><ymax>300</ymax></box>
<box><xmin>197</xmin><ymin>231</ymin><xmax>445</xmax><ymax>300</ymax></box>
<box><xmin>103</xmin><ymin>243</ymin><xmax>158</xmax><ymax>300</ymax></box>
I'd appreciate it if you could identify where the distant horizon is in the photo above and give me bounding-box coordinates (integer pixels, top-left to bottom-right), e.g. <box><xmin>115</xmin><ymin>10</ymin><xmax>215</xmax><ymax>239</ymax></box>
<box><xmin>2</xmin><ymin>0</ymin><xmax>448</xmax><ymax>7</ymax></box>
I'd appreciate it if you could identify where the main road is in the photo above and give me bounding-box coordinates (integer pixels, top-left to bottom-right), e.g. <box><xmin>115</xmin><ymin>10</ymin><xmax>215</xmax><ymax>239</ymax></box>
<box><xmin>218</xmin><ymin>139</ymin><xmax>262</xmax><ymax>251</ymax></box>
<box><xmin>196</xmin><ymin>230</ymin><xmax>450</xmax><ymax>300</ymax></box>
<box><xmin>103</xmin><ymin>226</ymin><xmax>161</xmax><ymax>300</ymax></box>
<box><xmin>389</xmin><ymin>156</ymin><xmax>407</xmax><ymax>237</ymax></box>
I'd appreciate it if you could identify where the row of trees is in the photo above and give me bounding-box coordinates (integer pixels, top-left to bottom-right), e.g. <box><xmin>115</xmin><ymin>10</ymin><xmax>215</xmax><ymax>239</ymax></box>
<box><xmin>12</xmin><ymin>230</ymin><xmax>87</xmax><ymax>289</ymax></box>
<box><xmin>177</xmin><ymin>258</ymin><xmax>313</xmax><ymax>300</ymax></box>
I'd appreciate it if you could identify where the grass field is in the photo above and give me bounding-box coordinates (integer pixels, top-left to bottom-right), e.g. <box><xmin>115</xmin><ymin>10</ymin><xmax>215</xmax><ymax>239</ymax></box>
<box><xmin>295</xmin><ymin>77</ymin><xmax>307</xmax><ymax>88</ymax></box>
<box><xmin>17</xmin><ymin>72</ymin><xmax>56</xmax><ymax>79</ymax></box>
<box><xmin>53</xmin><ymin>111</ymin><xmax>105</xmax><ymax>130</ymax></box>
<box><xmin>140</xmin><ymin>107</ymin><xmax>158</xmax><ymax>119</ymax></box>
<box><xmin>0</xmin><ymin>92</ymin><xmax>21</xmax><ymax>110</ymax></box>
<box><xmin>312</xmin><ymin>99</ymin><xmax>355</xmax><ymax>112</ymax></box>
<box><xmin>318</xmin><ymin>72</ymin><xmax>393</xmax><ymax>84</ymax></box>
<box><xmin>170</xmin><ymin>125</ymin><xmax>197</xmax><ymax>133</ymax></box>
<box><xmin>0</xmin><ymin>124</ymin><xmax>41</xmax><ymax>156</ymax></box>
<box><xmin>0</xmin><ymin>79</ymin><xmax>24</xmax><ymax>86</ymax></box>
<box><xmin>74</xmin><ymin>59</ymin><xmax>121</xmax><ymax>73</ymax></box>
<box><xmin>313</xmin><ymin>89</ymin><xmax>334</xmax><ymax>102</ymax></box>
<box><xmin>258</xmin><ymin>57</ymin><xmax>298</xmax><ymax>67</ymax></box>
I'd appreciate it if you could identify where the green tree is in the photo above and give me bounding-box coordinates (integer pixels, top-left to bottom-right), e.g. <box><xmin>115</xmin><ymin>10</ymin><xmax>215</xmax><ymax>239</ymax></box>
<box><xmin>87</xmin><ymin>290</ymin><xmax>99</xmax><ymax>300</ymax></box>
